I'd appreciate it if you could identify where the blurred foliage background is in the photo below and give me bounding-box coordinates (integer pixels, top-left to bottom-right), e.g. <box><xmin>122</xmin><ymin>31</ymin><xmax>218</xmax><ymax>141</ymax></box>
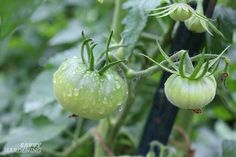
<box><xmin>0</xmin><ymin>0</ymin><xmax>236</xmax><ymax>157</ymax></box>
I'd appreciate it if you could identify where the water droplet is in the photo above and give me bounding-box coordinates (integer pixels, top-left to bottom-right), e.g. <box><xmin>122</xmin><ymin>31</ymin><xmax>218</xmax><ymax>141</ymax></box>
<box><xmin>98</xmin><ymin>108</ymin><xmax>105</xmax><ymax>114</ymax></box>
<box><xmin>118</xmin><ymin>106</ymin><xmax>123</xmax><ymax>112</ymax></box>
<box><xmin>117</xmin><ymin>102</ymin><xmax>122</xmax><ymax>106</ymax></box>
<box><xmin>73</xmin><ymin>88</ymin><xmax>79</xmax><ymax>96</ymax></box>
<box><xmin>115</xmin><ymin>81</ymin><xmax>121</xmax><ymax>89</ymax></box>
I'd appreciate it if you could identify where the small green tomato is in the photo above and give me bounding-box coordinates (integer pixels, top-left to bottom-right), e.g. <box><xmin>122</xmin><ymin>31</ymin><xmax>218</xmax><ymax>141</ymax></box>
<box><xmin>164</xmin><ymin>74</ymin><xmax>216</xmax><ymax>109</ymax></box>
<box><xmin>149</xmin><ymin>3</ymin><xmax>193</xmax><ymax>21</ymax></box>
<box><xmin>141</xmin><ymin>42</ymin><xmax>229</xmax><ymax>111</ymax></box>
<box><xmin>184</xmin><ymin>15</ymin><xmax>208</xmax><ymax>33</ymax></box>
<box><xmin>169</xmin><ymin>3</ymin><xmax>192</xmax><ymax>21</ymax></box>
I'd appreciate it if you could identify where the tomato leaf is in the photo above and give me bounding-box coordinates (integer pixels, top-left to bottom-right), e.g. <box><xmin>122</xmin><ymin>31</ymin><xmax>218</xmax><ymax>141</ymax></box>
<box><xmin>24</xmin><ymin>70</ymin><xmax>55</xmax><ymax>113</ymax></box>
<box><xmin>221</xmin><ymin>140</ymin><xmax>236</xmax><ymax>157</ymax></box>
<box><xmin>0</xmin><ymin>0</ymin><xmax>42</xmax><ymax>40</ymax></box>
<box><xmin>121</xmin><ymin>0</ymin><xmax>161</xmax><ymax>58</ymax></box>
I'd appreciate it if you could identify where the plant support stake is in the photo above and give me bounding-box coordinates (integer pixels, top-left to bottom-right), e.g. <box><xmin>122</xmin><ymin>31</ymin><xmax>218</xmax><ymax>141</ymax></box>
<box><xmin>137</xmin><ymin>0</ymin><xmax>217</xmax><ymax>156</ymax></box>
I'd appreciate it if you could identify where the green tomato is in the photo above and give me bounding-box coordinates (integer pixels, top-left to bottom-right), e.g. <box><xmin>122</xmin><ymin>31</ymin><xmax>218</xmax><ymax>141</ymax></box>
<box><xmin>184</xmin><ymin>15</ymin><xmax>207</xmax><ymax>33</ymax></box>
<box><xmin>169</xmin><ymin>3</ymin><xmax>192</xmax><ymax>21</ymax></box>
<box><xmin>164</xmin><ymin>74</ymin><xmax>217</xmax><ymax>109</ymax></box>
<box><xmin>53</xmin><ymin>57</ymin><xmax>128</xmax><ymax>120</ymax></box>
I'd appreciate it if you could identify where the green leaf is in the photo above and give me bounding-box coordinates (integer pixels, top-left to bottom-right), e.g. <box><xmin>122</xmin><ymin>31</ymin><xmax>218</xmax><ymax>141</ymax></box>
<box><xmin>122</xmin><ymin>0</ymin><xmax>161</xmax><ymax>58</ymax></box>
<box><xmin>0</xmin><ymin>116</ymin><xmax>66</xmax><ymax>155</ymax></box>
<box><xmin>221</xmin><ymin>140</ymin><xmax>236</xmax><ymax>157</ymax></box>
<box><xmin>24</xmin><ymin>70</ymin><xmax>55</xmax><ymax>113</ymax></box>
<box><xmin>214</xmin><ymin>6</ymin><xmax>236</xmax><ymax>43</ymax></box>
<box><xmin>0</xmin><ymin>0</ymin><xmax>43</xmax><ymax>39</ymax></box>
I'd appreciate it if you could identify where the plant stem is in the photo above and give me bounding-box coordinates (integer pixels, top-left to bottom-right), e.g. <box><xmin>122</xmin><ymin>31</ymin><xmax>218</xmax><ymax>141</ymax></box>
<box><xmin>73</xmin><ymin>118</ymin><xmax>84</xmax><ymax>140</ymax></box>
<box><xmin>107</xmin><ymin>81</ymin><xmax>135</xmax><ymax>147</ymax></box>
<box><xmin>126</xmin><ymin>53</ymin><xmax>229</xmax><ymax>78</ymax></box>
<box><xmin>217</xmin><ymin>89</ymin><xmax>236</xmax><ymax>117</ymax></box>
<box><xmin>94</xmin><ymin>119</ymin><xmax>112</xmax><ymax>157</ymax></box>
<box><xmin>112</xmin><ymin>0</ymin><xmax>123</xmax><ymax>41</ymax></box>
<box><xmin>196</xmin><ymin>0</ymin><xmax>204</xmax><ymax>13</ymax></box>
<box><xmin>63</xmin><ymin>131</ymin><xmax>92</xmax><ymax>156</ymax></box>
<box><xmin>42</xmin><ymin>131</ymin><xmax>92</xmax><ymax>157</ymax></box>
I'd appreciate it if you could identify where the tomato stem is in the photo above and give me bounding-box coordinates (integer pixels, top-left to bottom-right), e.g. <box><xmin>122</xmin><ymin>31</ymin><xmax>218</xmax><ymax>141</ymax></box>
<box><xmin>125</xmin><ymin>53</ymin><xmax>229</xmax><ymax>78</ymax></box>
<box><xmin>196</xmin><ymin>0</ymin><xmax>204</xmax><ymax>13</ymax></box>
<box><xmin>111</xmin><ymin>0</ymin><xmax>124</xmax><ymax>41</ymax></box>
<box><xmin>105</xmin><ymin>31</ymin><xmax>113</xmax><ymax>65</ymax></box>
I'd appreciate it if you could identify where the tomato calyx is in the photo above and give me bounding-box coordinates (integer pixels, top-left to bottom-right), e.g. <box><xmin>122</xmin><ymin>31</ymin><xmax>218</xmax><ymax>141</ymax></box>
<box><xmin>141</xmin><ymin>40</ymin><xmax>230</xmax><ymax>81</ymax></box>
<box><xmin>80</xmin><ymin>31</ymin><xmax>127</xmax><ymax>75</ymax></box>
<box><xmin>148</xmin><ymin>2</ymin><xmax>193</xmax><ymax>21</ymax></box>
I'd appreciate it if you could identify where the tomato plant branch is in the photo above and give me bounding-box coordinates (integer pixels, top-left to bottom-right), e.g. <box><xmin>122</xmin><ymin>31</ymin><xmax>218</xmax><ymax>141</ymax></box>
<box><xmin>107</xmin><ymin>80</ymin><xmax>136</xmax><ymax>147</ymax></box>
<box><xmin>217</xmin><ymin>88</ymin><xmax>236</xmax><ymax>117</ymax></box>
<box><xmin>73</xmin><ymin>118</ymin><xmax>84</xmax><ymax>140</ymax></box>
<box><xmin>125</xmin><ymin>53</ymin><xmax>229</xmax><ymax>78</ymax></box>
<box><xmin>112</xmin><ymin>0</ymin><xmax>123</xmax><ymax>41</ymax></box>
<box><xmin>42</xmin><ymin>131</ymin><xmax>92</xmax><ymax>157</ymax></box>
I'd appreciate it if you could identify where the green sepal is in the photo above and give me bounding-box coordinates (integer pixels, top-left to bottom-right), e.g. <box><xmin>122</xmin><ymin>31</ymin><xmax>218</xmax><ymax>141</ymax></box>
<box><xmin>183</xmin><ymin>50</ymin><xmax>194</xmax><ymax>74</ymax></box>
<box><xmin>195</xmin><ymin>60</ymin><xmax>209</xmax><ymax>80</ymax></box>
<box><xmin>98</xmin><ymin>60</ymin><xmax>127</xmax><ymax>75</ymax></box>
<box><xmin>96</xmin><ymin>44</ymin><xmax>127</xmax><ymax>63</ymax></box>
<box><xmin>156</xmin><ymin>40</ymin><xmax>179</xmax><ymax>71</ymax></box>
<box><xmin>82</xmin><ymin>31</ymin><xmax>92</xmax><ymax>62</ymax></box>
<box><xmin>179</xmin><ymin>51</ymin><xmax>187</xmax><ymax>78</ymax></box>
<box><xmin>189</xmin><ymin>48</ymin><xmax>206</xmax><ymax>79</ymax></box>
<box><xmin>149</xmin><ymin>7</ymin><xmax>176</xmax><ymax>18</ymax></box>
<box><xmin>81</xmin><ymin>38</ymin><xmax>92</xmax><ymax>64</ymax></box>
<box><xmin>207</xmin><ymin>60</ymin><xmax>220</xmax><ymax>76</ymax></box>
<box><xmin>208</xmin><ymin>22</ymin><xmax>225</xmax><ymax>39</ymax></box>
<box><xmin>89</xmin><ymin>43</ymin><xmax>97</xmax><ymax>71</ymax></box>
<box><xmin>140</xmin><ymin>53</ymin><xmax>178</xmax><ymax>74</ymax></box>
<box><xmin>208</xmin><ymin>45</ymin><xmax>230</xmax><ymax>68</ymax></box>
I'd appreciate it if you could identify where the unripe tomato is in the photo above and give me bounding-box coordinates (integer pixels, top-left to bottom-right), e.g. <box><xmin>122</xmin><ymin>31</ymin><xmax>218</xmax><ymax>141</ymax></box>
<box><xmin>53</xmin><ymin>57</ymin><xmax>128</xmax><ymax>120</ymax></box>
<box><xmin>164</xmin><ymin>74</ymin><xmax>217</xmax><ymax>109</ymax></box>
<box><xmin>169</xmin><ymin>3</ymin><xmax>192</xmax><ymax>21</ymax></box>
<box><xmin>184</xmin><ymin>15</ymin><xmax>207</xmax><ymax>33</ymax></box>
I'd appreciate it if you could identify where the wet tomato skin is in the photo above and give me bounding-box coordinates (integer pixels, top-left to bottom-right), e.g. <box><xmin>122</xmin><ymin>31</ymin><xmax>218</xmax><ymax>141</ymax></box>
<box><xmin>164</xmin><ymin>74</ymin><xmax>217</xmax><ymax>109</ymax></box>
<box><xmin>53</xmin><ymin>57</ymin><xmax>128</xmax><ymax>120</ymax></box>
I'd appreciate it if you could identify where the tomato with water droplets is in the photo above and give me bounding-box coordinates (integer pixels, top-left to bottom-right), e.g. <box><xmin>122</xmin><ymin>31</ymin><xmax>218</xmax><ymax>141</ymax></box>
<box><xmin>53</xmin><ymin>57</ymin><xmax>128</xmax><ymax>120</ymax></box>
